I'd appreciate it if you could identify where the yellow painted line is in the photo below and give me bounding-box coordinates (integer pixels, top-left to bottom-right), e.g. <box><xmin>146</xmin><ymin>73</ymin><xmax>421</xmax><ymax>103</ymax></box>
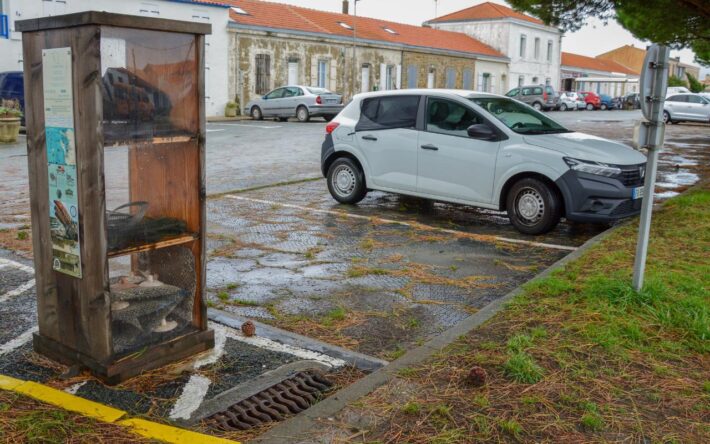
<box><xmin>0</xmin><ymin>374</ymin><xmax>24</xmax><ymax>390</ymax></box>
<box><xmin>120</xmin><ymin>418</ymin><xmax>238</xmax><ymax>444</ymax></box>
<box><xmin>1</xmin><ymin>374</ymin><xmax>240</xmax><ymax>444</ymax></box>
<box><xmin>14</xmin><ymin>381</ymin><xmax>127</xmax><ymax>423</ymax></box>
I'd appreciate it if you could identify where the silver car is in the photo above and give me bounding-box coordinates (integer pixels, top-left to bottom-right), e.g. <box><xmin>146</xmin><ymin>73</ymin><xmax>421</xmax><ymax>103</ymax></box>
<box><xmin>557</xmin><ymin>92</ymin><xmax>586</xmax><ymax>111</ymax></box>
<box><xmin>246</xmin><ymin>86</ymin><xmax>344</xmax><ymax>122</ymax></box>
<box><xmin>664</xmin><ymin>93</ymin><xmax>710</xmax><ymax>124</ymax></box>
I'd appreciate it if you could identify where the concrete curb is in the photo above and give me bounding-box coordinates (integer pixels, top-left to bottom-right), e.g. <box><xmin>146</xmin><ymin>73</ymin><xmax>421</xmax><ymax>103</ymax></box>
<box><xmin>209</xmin><ymin>309</ymin><xmax>388</xmax><ymax>372</ymax></box>
<box><xmin>256</xmin><ymin>226</ymin><xmax>619</xmax><ymax>443</ymax></box>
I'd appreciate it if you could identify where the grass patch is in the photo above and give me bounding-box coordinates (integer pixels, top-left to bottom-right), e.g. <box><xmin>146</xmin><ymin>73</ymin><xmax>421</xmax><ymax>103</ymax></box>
<box><xmin>347</xmin><ymin>184</ymin><xmax>710</xmax><ymax>443</ymax></box>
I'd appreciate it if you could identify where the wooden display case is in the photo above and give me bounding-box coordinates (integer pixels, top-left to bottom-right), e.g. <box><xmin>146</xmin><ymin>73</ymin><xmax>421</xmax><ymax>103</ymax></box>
<box><xmin>18</xmin><ymin>12</ymin><xmax>214</xmax><ymax>384</ymax></box>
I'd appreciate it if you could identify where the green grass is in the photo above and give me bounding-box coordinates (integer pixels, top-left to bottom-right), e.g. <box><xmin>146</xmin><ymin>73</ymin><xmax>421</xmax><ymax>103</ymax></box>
<box><xmin>16</xmin><ymin>230</ymin><xmax>28</xmax><ymax>240</ymax></box>
<box><xmin>503</xmin><ymin>352</ymin><xmax>545</xmax><ymax>384</ymax></box>
<box><xmin>498</xmin><ymin>418</ymin><xmax>523</xmax><ymax>438</ymax></box>
<box><xmin>346</xmin><ymin>266</ymin><xmax>391</xmax><ymax>278</ymax></box>
<box><xmin>401</xmin><ymin>402</ymin><xmax>421</xmax><ymax>415</ymax></box>
<box><xmin>217</xmin><ymin>291</ymin><xmax>229</xmax><ymax>301</ymax></box>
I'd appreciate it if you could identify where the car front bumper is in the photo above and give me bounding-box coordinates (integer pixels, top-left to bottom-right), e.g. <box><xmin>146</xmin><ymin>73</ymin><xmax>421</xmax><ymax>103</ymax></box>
<box><xmin>309</xmin><ymin>104</ymin><xmax>344</xmax><ymax>116</ymax></box>
<box><xmin>555</xmin><ymin>169</ymin><xmax>644</xmax><ymax>223</ymax></box>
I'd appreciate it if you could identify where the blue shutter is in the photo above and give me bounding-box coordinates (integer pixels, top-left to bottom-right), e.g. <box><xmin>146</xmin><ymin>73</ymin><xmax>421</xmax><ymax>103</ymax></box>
<box><xmin>463</xmin><ymin>69</ymin><xmax>473</xmax><ymax>90</ymax></box>
<box><xmin>446</xmin><ymin>68</ymin><xmax>456</xmax><ymax>88</ymax></box>
<box><xmin>407</xmin><ymin>65</ymin><xmax>418</xmax><ymax>89</ymax></box>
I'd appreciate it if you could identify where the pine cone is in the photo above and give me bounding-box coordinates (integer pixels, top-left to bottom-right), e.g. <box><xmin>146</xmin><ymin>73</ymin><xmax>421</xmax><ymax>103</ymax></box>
<box><xmin>466</xmin><ymin>366</ymin><xmax>487</xmax><ymax>387</ymax></box>
<box><xmin>241</xmin><ymin>320</ymin><xmax>256</xmax><ymax>337</ymax></box>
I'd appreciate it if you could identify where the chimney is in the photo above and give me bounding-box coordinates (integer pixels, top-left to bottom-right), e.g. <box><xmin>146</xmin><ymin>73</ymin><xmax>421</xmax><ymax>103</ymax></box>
<box><xmin>342</xmin><ymin>0</ymin><xmax>349</xmax><ymax>15</ymax></box>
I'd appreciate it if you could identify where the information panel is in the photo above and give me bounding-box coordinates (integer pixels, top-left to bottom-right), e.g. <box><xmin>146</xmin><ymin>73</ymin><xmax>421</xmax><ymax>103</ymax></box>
<box><xmin>43</xmin><ymin>47</ymin><xmax>82</xmax><ymax>278</ymax></box>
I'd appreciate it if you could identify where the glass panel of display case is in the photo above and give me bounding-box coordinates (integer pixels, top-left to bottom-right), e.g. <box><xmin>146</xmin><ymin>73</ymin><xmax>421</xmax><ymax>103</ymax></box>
<box><xmin>100</xmin><ymin>26</ymin><xmax>199</xmax><ymax>145</ymax></box>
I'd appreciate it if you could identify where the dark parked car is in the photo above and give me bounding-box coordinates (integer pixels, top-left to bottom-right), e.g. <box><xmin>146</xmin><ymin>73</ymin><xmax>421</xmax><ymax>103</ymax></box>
<box><xmin>0</xmin><ymin>71</ymin><xmax>25</xmax><ymax>125</ymax></box>
<box><xmin>599</xmin><ymin>94</ymin><xmax>617</xmax><ymax>110</ymax></box>
<box><xmin>622</xmin><ymin>93</ymin><xmax>641</xmax><ymax>110</ymax></box>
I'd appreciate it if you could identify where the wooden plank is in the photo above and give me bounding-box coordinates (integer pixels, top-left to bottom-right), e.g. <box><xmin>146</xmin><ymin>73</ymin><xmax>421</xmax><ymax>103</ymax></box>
<box><xmin>16</xmin><ymin>11</ymin><xmax>211</xmax><ymax>36</ymax></box>
<box><xmin>196</xmin><ymin>33</ymin><xmax>208</xmax><ymax>330</ymax></box>
<box><xmin>107</xmin><ymin>234</ymin><xmax>198</xmax><ymax>258</ymax></box>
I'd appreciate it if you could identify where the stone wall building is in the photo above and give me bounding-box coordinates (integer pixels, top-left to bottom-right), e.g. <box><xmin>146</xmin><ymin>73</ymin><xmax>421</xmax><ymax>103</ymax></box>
<box><xmin>425</xmin><ymin>2</ymin><xmax>561</xmax><ymax>92</ymax></box>
<box><xmin>225</xmin><ymin>0</ymin><xmax>509</xmax><ymax>113</ymax></box>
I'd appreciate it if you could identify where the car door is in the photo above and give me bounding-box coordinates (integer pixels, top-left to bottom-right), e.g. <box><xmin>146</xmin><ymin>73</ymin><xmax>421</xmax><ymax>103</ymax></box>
<box><xmin>666</xmin><ymin>95</ymin><xmax>688</xmax><ymax>119</ymax></box>
<box><xmin>262</xmin><ymin>88</ymin><xmax>285</xmax><ymax>116</ymax></box>
<box><xmin>355</xmin><ymin>95</ymin><xmax>421</xmax><ymax>192</ymax></box>
<box><xmin>417</xmin><ymin>96</ymin><xmax>500</xmax><ymax>204</ymax></box>
<box><xmin>280</xmin><ymin>87</ymin><xmax>300</xmax><ymax>117</ymax></box>
<box><xmin>685</xmin><ymin>94</ymin><xmax>709</xmax><ymax>121</ymax></box>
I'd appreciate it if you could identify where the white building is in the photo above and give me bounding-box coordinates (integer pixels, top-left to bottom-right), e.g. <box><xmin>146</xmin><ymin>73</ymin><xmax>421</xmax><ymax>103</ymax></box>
<box><xmin>560</xmin><ymin>52</ymin><xmax>639</xmax><ymax>97</ymax></box>
<box><xmin>0</xmin><ymin>0</ymin><xmax>231</xmax><ymax>117</ymax></box>
<box><xmin>425</xmin><ymin>1</ymin><xmax>561</xmax><ymax>92</ymax></box>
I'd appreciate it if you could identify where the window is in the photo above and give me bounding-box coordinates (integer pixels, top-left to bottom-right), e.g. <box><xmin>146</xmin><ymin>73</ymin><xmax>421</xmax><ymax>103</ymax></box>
<box><xmin>265</xmin><ymin>88</ymin><xmax>285</xmax><ymax>100</ymax></box>
<box><xmin>445</xmin><ymin>68</ymin><xmax>456</xmax><ymax>88</ymax></box>
<box><xmin>356</xmin><ymin>96</ymin><xmax>421</xmax><ymax>131</ymax></box>
<box><xmin>426</xmin><ymin>98</ymin><xmax>485</xmax><ymax>138</ymax></box>
<box><xmin>317</xmin><ymin>60</ymin><xmax>328</xmax><ymax>88</ymax></box>
<box><xmin>519</xmin><ymin>34</ymin><xmax>526</xmax><ymax>58</ymax></box>
<box><xmin>463</xmin><ymin>69</ymin><xmax>474</xmax><ymax>90</ymax></box>
<box><xmin>471</xmin><ymin>97</ymin><xmax>570</xmax><ymax>135</ymax></box>
<box><xmin>255</xmin><ymin>54</ymin><xmax>271</xmax><ymax>95</ymax></box>
<box><xmin>283</xmin><ymin>87</ymin><xmax>303</xmax><ymax>97</ymax></box>
<box><xmin>231</xmin><ymin>7</ymin><xmax>249</xmax><ymax>15</ymax></box>
<box><xmin>521</xmin><ymin>87</ymin><xmax>532</xmax><ymax>96</ymax></box>
<box><xmin>687</xmin><ymin>95</ymin><xmax>706</xmax><ymax>104</ymax></box>
<box><xmin>407</xmin><ymin>65</ymin><xmax>418</xmax><ymax>89</ymax></box>
<box><xmin>533</xmin><ymin>87</ymin><xmax>543</xmax><ymax>95</ymax></box>
<box><xmin>532</xmin><ymin>76</ymin><xmax>539</xmax><ymax>84</ymax></box>
<box><xmin>534</xmin><ymin>37</ymin><xmax>540</xmax><ymax>59</ymax></box>
<box><xmin>481</xmin><ymin>73</ymin><xmax>491</xmax><ymax>92</ymax></box>
<box><xmin>506</xmin><ymin>88</ymin><xmax>519</xmax><ymax>98</ymax></box>
<box><xmin>384</xmin><ymin>65</ymin><xmax>396</xmax><ymax>90</ymax></box>
<box><xmin>545</xmin><ymin>78</ymin><xmax>551</xmax><ymax>86</ymax></box>
<box><xmin>383</xmin><ymin>27</ymin><xmax>398</xmax><ymax>35</ymax></box>
<box><xmin>518</xmin><ymin>75</ymin><xmax>524</xmax><ymax>87</ymax></box>
<box><xmin>338</xmin><ymin>22</ymin><xmax>353</xmax><ymax>30</ymax></box>
<box><xmin>547</xmin><ymin>40</ymin><xmax>553</xmax><ymax>62</ymax></box>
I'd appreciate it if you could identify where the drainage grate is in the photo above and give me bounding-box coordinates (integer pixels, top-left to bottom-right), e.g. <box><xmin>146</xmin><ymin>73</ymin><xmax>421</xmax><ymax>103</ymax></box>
<box><xmin>204</xmin><ymin>369</ymin><xmax>333</xmax><ymax>431</ymax></box>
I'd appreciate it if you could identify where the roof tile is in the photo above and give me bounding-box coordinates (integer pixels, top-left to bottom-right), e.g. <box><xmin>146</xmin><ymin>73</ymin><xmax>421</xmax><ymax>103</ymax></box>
<box><xmin>561</xmin><ymin>52</ymin><xmax>639</xmax><ymax>76</ymax></box>
<box><xmin>427</xmin><ymin>1</ymin><xmax>545</xmax><ymax>26</ymax></box>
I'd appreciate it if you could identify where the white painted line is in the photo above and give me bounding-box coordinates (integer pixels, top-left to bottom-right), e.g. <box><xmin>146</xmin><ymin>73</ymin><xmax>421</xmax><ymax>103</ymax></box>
<box><xmin>209</xmin><ymin>123</ymin><xmax>283</xmax><ymax>129</ymax></box>
<box><xmin>65</xmin><ymin>381</ymin><xmax>88</xmax><ymax>395</ymax></box>
<box><xmin>169</xmin><ymin>375</ymin><xmax>212</xmax><ymax>420</ymax></box>
<box><xmin>206</xmin><ymin>129</ymin><xmax>225</xmax><ymax>133</ymax></box>
<box><xmin>194</xmin><ymin>325</ymin><xmax>227</xmax><ymax>369</ymax></box>
<box><xmin>226</xmin><ymin>195</ymin><xmax>577</xmax><ymax>252</ymax></box>
<box><xmin>0</xmin><ymin>257</ymin><xmax>35</xmax><ymax>273</ymax></box>
<box><xmin>0</xmin><ymin>279</ymin><xmax>36</xmax><ymax>304</ymax></box>
<box><xmin>224</xmin><ymin>327</ymin><xmax>346</xmax><ymax>368</ymax></box>
<box><xmin>0</xmin><ymin>326</ymin><xmax>38</xmax><ymax>356</ymax></box>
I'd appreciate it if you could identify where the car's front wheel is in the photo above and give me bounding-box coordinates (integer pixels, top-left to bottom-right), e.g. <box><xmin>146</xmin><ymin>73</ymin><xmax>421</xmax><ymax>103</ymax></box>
<box><xmin>586</xmin><ymin>103</ymin><xmax>594</xmax><ymax>111</ymax></box>
<box><xmin>559</xmin><ymin>103</ymin><xmax>568</xmax><ymax>111</ymax></box>
<box><xmin>297</xmin><ymin>106</ymin><xmax>310</xmax><ymax>122</ymax></box>
<box><xmin>251</xmin><ymin>106</ymin><xmax>263</xmax><ymax>120</ymax></box>
<box><xmin>601</xmin><ymin>104</ymin><xmax>608</xmax><ymax>110</ymax></box>
<box><xmin>506</xmin><ymin>178</ymin><xmax>562</xmax><ymax>235</ymax></box>
<box><xmin>663</xmin><ymin>111</ymin><xmax>672</xmax><ymax>124</ymax></box>
<box><xmin>327</xmin><ymin>157</ymin><xmax>367</xmax><ymax>204</ymax></box>
<box><xmin>532</xmin><ymin>102</ymin><xmax>543</xmax><ymax>111</ymax></box>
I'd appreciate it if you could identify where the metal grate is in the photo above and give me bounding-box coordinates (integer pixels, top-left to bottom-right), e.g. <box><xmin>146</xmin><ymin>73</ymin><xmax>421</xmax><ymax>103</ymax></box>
<box><xmin>204</xmin><ymin>370</ymin><xmax>333</xmax><ymax>431</ymax></box>
<box><xmin>619</xmin><ymin>164</ymin><xmax>645</xmax><ymax>187</ymax></box>
<box><xmin>255</xmin><ymin>54</ymin><xmax>271</xmax><ymax>95</ymax></box>
<box><xmin>610</xmin><ymin>199</ymin><xmax>642</xmax><ymax>216</ymax></box>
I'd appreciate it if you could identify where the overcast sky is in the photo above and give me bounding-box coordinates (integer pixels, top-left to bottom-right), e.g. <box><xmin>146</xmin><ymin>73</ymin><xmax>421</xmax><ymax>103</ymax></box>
<box><xmin>263</xmin><ymin>0</ymin><xmax>708</xmax><ymax>78</ymax></box>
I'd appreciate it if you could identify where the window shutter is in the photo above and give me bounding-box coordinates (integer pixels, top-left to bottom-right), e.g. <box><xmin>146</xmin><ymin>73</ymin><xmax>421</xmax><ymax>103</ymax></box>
<box><xmin>477</xmin><ymin>73</ymin><xmax>484</xmax><ymax>91</ymax></box>
<box><xmin>489</xmin><ymin>75</ymin><xmax>496</xmax><ymax>93</ymax></box>
<box><xmin>380</xmin><ymin>64</ymin><xmax>387</xmax><ymax>90</ymax></box>
<box><xmin>396</xmin><ymin>65</ymin><xmax>402</xmax><ymax>89</ymax></box>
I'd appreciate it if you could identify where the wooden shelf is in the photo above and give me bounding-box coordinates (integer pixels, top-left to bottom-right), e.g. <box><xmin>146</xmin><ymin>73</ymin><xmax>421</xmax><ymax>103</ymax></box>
<box><xmin>107</xmin><ymin>233</ymin><xmax>198</xmax><ymax>258</ymax></box>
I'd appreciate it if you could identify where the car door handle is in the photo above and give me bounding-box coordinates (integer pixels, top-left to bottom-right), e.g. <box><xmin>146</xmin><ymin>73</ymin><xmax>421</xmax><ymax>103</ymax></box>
<box><xmin>362</xmin><ymin>135</ymin><xmax>378</xmax><ymax>141</ymax></box>
<box><xmin>421</xmin><ymin>144</ymin><xmax>439</xmax><ymax>151</ymax></box>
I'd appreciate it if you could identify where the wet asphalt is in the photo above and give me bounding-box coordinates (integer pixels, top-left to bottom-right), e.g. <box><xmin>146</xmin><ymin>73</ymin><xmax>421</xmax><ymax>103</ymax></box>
<box><xmin>0</xmin><ymin>110</ymin><xmax>707</xmax><ymax>432</ymax></box>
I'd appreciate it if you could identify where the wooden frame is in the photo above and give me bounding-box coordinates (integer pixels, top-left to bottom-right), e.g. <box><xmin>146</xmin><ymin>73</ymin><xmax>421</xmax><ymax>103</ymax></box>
<box><xmin>19</xmin><ymin>12</ymin><xmax>213</xmax><ymax>384</ymax></box>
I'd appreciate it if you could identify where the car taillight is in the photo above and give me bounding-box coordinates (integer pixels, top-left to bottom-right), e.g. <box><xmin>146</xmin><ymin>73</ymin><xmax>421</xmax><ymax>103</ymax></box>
<box><xmin>543</xmin><ymin>91</ymin><xmax>548</xmax><ymax>101</ymax></box>
<box><xmin>325</xmin><ymin>121</ymin><xmax>339</xmax><ymax>134</ymax></box>
<box><xmin>316</xmin><ymin>95</ymin><xmax>322</xmax><ymax>105</ymax></box>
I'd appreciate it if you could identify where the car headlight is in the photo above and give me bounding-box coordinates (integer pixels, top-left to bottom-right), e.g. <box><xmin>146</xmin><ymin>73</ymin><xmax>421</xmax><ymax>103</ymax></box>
<box><xmin>564</xmin><ymin>157</ymin><xmax>621</xmax><ymax>177</ymax></box>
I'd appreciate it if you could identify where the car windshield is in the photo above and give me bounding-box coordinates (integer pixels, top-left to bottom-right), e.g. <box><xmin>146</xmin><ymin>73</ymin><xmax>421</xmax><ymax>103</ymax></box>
<box><xmin>306</xmin><ymin>87</ymin><xmax>332</xmax><ymax>94</ymax></box>
<box><xmin>470</xmin><ymin>97</ymin><xmax>571</xmax><ymax>135</ymax></box>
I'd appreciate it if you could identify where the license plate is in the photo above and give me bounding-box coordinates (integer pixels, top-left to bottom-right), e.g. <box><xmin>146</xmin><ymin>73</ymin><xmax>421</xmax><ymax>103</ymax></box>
<box><xmin>632</xmin><ymin>186</ymin><xmax>644</xmax><ymax>200</ymax></box>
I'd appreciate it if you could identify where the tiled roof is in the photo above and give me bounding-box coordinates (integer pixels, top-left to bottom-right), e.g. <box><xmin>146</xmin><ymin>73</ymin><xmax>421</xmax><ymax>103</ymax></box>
<box><xmin>561</xmin><ymin>52</ymin><xmax>639</xmax><ymax>76</ymax></box>
<box><xmin>213</xmin><ymin>0</ymin><xmax>507</xmax><ymax>59</ymax></box>
<box><xmin>167</xmin><ymin>0</ymin><xmax>230</xmax><ymax>7</ymax></box>
<box><xmin>427</xmin><ymin>1</ymin><xmax>544</xmax><ymax>26</ymax></box>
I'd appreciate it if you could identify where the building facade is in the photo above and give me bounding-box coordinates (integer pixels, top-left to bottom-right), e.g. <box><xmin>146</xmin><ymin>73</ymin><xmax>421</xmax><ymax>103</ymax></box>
<box><xmin>0</xmin><ymin>0</ymin><xmax>231</xmax><ymax>117</ymax></box>
<box><xmin>226</xmin><ymin>0</ymin><xmax>510</xmax><ymax>112</ymax></box>
<box><xmin>560</xmin><ymin>52</ymin><xmax>639</xmax><ymax>96</ymax></box>
<box><xmin>597</xmin><ymin>45</ymin><xmax>701</xmax><ymax>81</ymax></box>
<box><xmin>425</xmin><ymin>2</ymin><xmax>561</xmax><ymax>92</ymax></box>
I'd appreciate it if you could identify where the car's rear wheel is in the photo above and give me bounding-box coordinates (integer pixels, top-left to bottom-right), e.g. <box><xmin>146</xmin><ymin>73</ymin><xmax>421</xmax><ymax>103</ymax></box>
<box><xmin>586</xmin><ymin>103</ymin><xmax>594</xmax><ymax>111</ymax></box>
<box><xmin>297</xmin><ymin>106</ymin><xmax>310</xmax><ymax>122</ymax></box>
<box><xmin>327</xmin><ymin>157</ymin><xmax>367</xmax><ymax>204</ymax></box>
<box><xmin>507</xmin><ymin>178</ymin><xmax>562</xmax><ymax>235</ymax></box>
<box><xmin>601</xmin><ymin>104</ymin><xmax>608</xmax><ymax>110</ymax></box>
<box><xmin>532</xmin><ymin>102</ymin><xmax>543</xmax><ymax>111</ymax></box>
<box><xmin>251</xmin><ymin>106</ymin><xmax>263</xmax><ymax>120</ymax></box>
<box><xmin>559</xmin><ymin>103</ymin><xmax>568</xmax><ymax>111</ymax></box>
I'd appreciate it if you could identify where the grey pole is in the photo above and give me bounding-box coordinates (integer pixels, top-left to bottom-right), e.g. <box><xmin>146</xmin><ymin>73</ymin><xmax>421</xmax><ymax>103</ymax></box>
<box><xmin>632</xmin><ymin>45</ymin><xmax>670</xmax><ymax>291</ymax></box>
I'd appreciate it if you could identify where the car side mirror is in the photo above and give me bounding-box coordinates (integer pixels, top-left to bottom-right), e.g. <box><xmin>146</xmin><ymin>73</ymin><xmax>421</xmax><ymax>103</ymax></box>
<box><xmin>467</xmin><ymin>124</ymin><xmax>497</xmax><ymax>141</ymax></box>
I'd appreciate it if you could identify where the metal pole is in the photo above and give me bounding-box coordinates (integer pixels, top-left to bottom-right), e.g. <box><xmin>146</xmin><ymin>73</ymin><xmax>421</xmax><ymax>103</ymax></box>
<box><xmin>351</xmin><ymin>0</ymin><xmax>358</xmax><ymax>99</ymax></box>
<box><xmin>632</xmin><ymin>45</ymin><xmax>669</xmax><ymax>291</ymax></box>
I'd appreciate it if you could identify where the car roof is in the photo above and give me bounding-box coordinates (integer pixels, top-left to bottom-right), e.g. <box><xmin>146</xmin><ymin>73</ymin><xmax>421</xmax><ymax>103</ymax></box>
<box><xmin>353</xmin><ymin>89</ymin><xmax>503</xmax><ymax>100</ymax></box>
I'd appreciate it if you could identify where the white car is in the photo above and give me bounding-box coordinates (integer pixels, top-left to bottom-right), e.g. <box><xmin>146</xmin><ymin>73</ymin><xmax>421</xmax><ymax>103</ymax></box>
<box><xmin>321</xmin><ymin>90</ymin><xmax>647</xmax><ymax>235</ymax></box>
<box><xmin>557</xmin><ymin>92</ymin><xmax>586</xmax><ymax>111</ymax></box>
<box><xmin>664</xmin><ymin>93</ymin><xmax>710</xmax><ymax>124</ymax></box>
<box><xmin>665</xmin><ymin>86</ymin><xmax>691</xmax><ymax>97</ymax></box>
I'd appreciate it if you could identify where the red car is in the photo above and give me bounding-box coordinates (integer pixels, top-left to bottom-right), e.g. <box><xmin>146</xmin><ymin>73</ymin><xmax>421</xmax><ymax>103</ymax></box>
<box><xmin>578</xmin><ymin>91</ymin><xmax>601</xmax><ymax>110</ymax></box>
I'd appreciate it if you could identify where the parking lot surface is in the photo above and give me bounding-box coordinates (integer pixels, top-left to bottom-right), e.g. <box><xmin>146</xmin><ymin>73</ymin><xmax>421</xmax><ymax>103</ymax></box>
<box><xmin>0</xmin><ymin>109</ymin><xmax>707</xmax><ymax>439</ymax></box>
